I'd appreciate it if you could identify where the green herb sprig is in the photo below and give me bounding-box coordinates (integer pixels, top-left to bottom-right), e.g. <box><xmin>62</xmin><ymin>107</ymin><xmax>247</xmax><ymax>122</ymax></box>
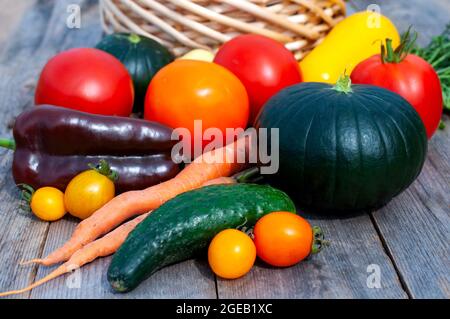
<box><xmin>410</xmin><ymin>24</ymin><xmax>450</xmax><ymax>113</ymax></box>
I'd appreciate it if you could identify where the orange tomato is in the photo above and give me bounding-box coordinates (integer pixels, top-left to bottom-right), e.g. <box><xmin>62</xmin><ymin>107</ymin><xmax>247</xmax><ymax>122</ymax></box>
<box><xmin>253</xmin><ymin>212</ymin><xmax>313</xmax><ymax>267</ymax></box>
<box><xmin>144</xmin><ymin>60</ymin><xmax>249</xmax><ymax>154</ymax></box>
<box><xmin>208</xmin><ymin>229</ymin><xmax>256</xmax><ymax>279</ymax></box>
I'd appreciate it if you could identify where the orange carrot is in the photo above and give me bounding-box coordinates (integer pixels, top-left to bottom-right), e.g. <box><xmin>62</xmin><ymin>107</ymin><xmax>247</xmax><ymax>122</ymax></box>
<box><xmin>27</xmin><ymin>137</ymin><xmax>250</xmax><ymax>266</ymax></box>
<box><xmin>2</xmin><ymin>164</ymin><xmax>258</xmax><ymax>297</ymax></box>
<box><xmin>1</xmin><ymin>167</ymin><xmax>255</xmax><ymax>297</ymax></box>
<box><xmin>0</xmin><ymin>212</ymin><xmax>150</xmax><ymax>297</ymax></box>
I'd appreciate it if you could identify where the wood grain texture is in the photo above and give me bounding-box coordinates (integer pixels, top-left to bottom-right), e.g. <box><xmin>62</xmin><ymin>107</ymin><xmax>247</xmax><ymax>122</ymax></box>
<box><xmin>218</xmin><ymin>2</ymin><xmax>450</xmax><ymax>298</ymax></box>
<box><xmin>0</xmin><ymin>160</ymin><xmax>47</xmax><ymax>299</ymax></box>
<box><xmin>349</xmin><ymin>0</ymin><xmax>450</xmax><ymax>299</ymax></box>
<box><xmin>217</xmin><ymin>214</ymin><xmax>407</xmax><ymax>299</ymax></box>
<box><xmin>0</xmin><ymin>0</ymin><xmax>35</xmax><ymax>48</ymax></box>
<box><xmin>0</xmin><ymin>0</ymin><xmax>61</xmax><ymax>300</ymax></box>
<box><xmin>0</xmin><ymin>0</ymin><xmax>217</xmax><ymax>299</ymax></box>
<box><xmin>30</xmin><ymin>219</ymin><xmax>216</xmax><ymax>299</ymax></box>
<box><xmin>372</xmin><ymin>116</ymin><xmax>450</xmax><ymax>298</ymax></box>
<box><xmin>0</xmin><ymin>0</ymin><xmax>449</xmax><ymax>299</ymax></box>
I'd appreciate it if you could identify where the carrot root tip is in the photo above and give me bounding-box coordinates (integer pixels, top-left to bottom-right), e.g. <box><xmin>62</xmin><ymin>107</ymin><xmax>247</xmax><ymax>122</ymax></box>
<box><xmin>19</xmin><ymin>259</ymin><xmax>42</xmax><ymax>266</ymax></box>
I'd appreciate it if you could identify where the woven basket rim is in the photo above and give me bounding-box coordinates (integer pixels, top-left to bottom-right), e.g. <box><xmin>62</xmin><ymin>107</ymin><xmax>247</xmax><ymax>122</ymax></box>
<box><xmin>99</xmin><ymin>0</ymin><xmax>346</xmax><ymax>60</ymax></box>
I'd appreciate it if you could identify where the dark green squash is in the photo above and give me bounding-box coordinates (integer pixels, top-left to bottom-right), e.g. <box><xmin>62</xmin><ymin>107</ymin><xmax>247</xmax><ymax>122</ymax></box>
<box><xmin>96</xmin><ymin>33</ymin><xmax>174</xmax><ymax>114</ymax></box>
<box><xmin>255</xmin><ymin>77</ymin><xmax>428</xmax><ymax>213</ymax></box>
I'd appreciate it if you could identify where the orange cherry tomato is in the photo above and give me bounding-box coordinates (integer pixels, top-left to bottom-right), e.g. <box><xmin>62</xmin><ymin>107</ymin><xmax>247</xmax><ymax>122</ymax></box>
<box><xmin>208</xmin><ymin>229</ymin><xmax>256</xmax><ymax>279</ymax></box>
<box><xmin>144</xmin><ymin>60</ymin><xmax>249</xmax><ymax>154</ymax></box>
<box><xmin>253</xmin><ymin>212</ymin><xmax>313</xmax><ymax>267</ymax></box>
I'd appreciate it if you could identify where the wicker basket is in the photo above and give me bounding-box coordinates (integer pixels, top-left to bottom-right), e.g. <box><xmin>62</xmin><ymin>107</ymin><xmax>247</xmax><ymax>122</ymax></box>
<box><xmin>99</xmin><ymin>0</ymin><xmax>346</xmax><ymax>61</ymax></box>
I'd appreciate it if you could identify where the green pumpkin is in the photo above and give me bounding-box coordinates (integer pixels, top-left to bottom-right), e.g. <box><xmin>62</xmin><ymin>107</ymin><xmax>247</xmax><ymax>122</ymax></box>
<box><xmin>255</xmin><ymin>77</ymin><xmax>427</xmax><ymax>213</ymax></box>
<box><xmin>96</xmin><ymin>33</ymin><xmax>174</xmax><ymax>114</ymax></box>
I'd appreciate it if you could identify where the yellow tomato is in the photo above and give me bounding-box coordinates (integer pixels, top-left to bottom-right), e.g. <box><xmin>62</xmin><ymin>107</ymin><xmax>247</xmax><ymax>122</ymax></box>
<box><xmin>30</xmin><ymin>187</ymin><xmax>66</xmax><ymax>221</ymax></box>
<box><xmin>64</xmin><ymin>169</ymin><xmax>115</xmax><ymax>220</ymax></box>
<box><xmin>208</xmin><ymin>229</ymin><xmax>256</xmax><ymax>279</ymax></box>
<box><xmin>179</xmin><ymin>49</ymin><xmax>215</xmax><ymax>62</ymax></box>
<box><xmin>300</xmin><ymin>11</ymin><xmax>400</xmax><ymax>83</ymax></box>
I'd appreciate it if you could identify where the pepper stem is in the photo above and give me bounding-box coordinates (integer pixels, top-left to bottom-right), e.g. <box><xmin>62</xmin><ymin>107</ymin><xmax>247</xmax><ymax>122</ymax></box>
<box><xmin>0</xmin><ymin>138</ymin><xmax>16</xmax><ymax>150</ymax></box>
<box><xmin>311</xmin><ymin>226</ymin><xmax>330</xmax><ymax>255</ymax></box>
<box><xmin>333</xmin><ymin>73</ymin><xmax>353</xmax><ymax>94</ymax></box>
<box><xmin>88</xmin><ymin>160</ymin><xmax>118</xmax><ymax>182</ymax></box>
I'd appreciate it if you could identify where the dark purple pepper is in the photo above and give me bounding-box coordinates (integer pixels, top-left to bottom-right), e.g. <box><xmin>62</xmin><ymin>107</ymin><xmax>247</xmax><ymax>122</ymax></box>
<box><xmin>4</xmin><ymin>105</ymin><xmax>180</xmax><ymax>193</ymax></box>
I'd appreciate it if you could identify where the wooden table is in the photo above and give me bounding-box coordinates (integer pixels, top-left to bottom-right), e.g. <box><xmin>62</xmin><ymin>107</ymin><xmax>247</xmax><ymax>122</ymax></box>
<box><xmin>0</xmin><ymin>0</ymin><xmax>448</xmax><ymax>299</ymax></box>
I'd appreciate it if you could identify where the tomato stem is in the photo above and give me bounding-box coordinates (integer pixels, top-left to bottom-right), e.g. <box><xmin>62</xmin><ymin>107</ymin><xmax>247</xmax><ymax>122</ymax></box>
<box><xmin>311</xmin><ymin>226</ymin><xmax>330</xmax><ymax>255</ymax></box>
<box><xmin>88</xmin><ymin>160</ymin><xmax>119</xmax><ymax>182</ymax></box>
<box><xmin>232</xmin><ymin>167</ymin><xmax>262</xmax><ymax>183</ymax></box>
<box><xmin>16</xmin><ymin>184</ymin><xmax>35</xmax><ymax>212</ymax></box>
<box><xmin>382</xmin><ymin>26</ymin><xmax>417</xmax><ymax>63</ymax></box>
<box><xmin>0</xmin><ymin>138</ymin><xmax>16</xmax><ymax>150</ymax></box>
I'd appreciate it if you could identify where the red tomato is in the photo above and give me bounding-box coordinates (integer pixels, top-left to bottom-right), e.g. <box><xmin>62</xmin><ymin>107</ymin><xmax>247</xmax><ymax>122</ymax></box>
<box><xmin>35</xmin><ymin>48</ymin><xmax>134</xmax><ymax>116</ymax></box>
<box><xmin>214</xmin><ymin>34</ymin><xmax>302</xmax><ymax>124</ymax></box>
<box><xmin>351</xmin><ymin>54</ymin><xmax>443</xmax><ymax>138</ymax></box>
<box><xmin>253</xmin><ymin>212</ymin><xmax>313</xmax><ymax>267</ymax></box>
<box><xmin>144</xmin><ymin>60</ymin><xmax>249</xmax><ymax>154</ymax></box>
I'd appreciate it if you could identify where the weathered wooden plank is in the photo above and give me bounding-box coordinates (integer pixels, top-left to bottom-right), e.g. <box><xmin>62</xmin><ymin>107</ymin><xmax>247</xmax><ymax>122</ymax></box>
<box><xmin>349</xmin><ymin>0</ymin><xmax>450</xmax><ymax>299</ymax></box>
<box><xmin>0</xmin><ymin>160</ymin><xmax>48</xmax><ymax>299</ymax></box>
<box><xmin>219</xmin><ymin>0</ymin><xmax>450</xmax><ymax>298</ymax></box>
<box><xmin>217</xmin><ymin>214</ymin><xmax>408</xmax><ymax>299</ymax></box>
<box><xmin>350</xmin><ymin>0</ymin><xmax>450</xmax><ymax>46</ymax></box>
<box><xmin>427</xmin><ymin>118</ymin><xmax>450</xmax><ymax>177</ymax></box>
<box><xmin>1</xmin><ymin>0</ymin><xmax>449</xmax><ymax>300</ymax></box>
<box><xmin>0</xmin><ymin>0</ymin><xmax>35</xmax><ymax>47</ymax></box>
<box><xmin>0</xmin><ymin>0</ymin><xmax>104</xmax><ymax>298</ymax></box>
<box><xmin>30</xmin><ymin>219</ymin><xmax>217</xmax><ymax>298</ymax></box>
<box><xmin>218</xmin><ymin>0</ymin><xmax>441</xmax><ymax>298</ymax></box>
<box><xmin>0</xmin><ymin>0</ymin><xmax>66</xmax><ymax>299</ymax></box>
<box><xmin>372</xmin><ymin>116</ymin><xmax>450</xmax><ymax>299</ymax></box>
<box><xmin>0</xmin><ymin>0</ymin><xmax>217</xmax><ymax>299</ymax></box>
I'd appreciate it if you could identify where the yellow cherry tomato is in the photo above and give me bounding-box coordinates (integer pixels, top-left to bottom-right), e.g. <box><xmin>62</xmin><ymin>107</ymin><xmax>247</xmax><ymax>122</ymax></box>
<box><xmin>30</xmin><ymin>187</ymin><xmax>66</xmax><ymax>221</ymax></box>
<box><xmin>179</xmin><ymin>49</ymin><xmax>215</xmax><ymax>62</ymax></box>
<box><xmin>64</xmin><ymin>161</ymin><xmax>115</xmax><ymax>220</ymax></box>
<box><xmin>208</xmin><ymin>229</ymin><xmax>256</xmax><ymax>279</ymax></box>
<box><xmin>300</xmin><ymin>11</ymin><xmax>400</xmax><ymax>83</ymax></box>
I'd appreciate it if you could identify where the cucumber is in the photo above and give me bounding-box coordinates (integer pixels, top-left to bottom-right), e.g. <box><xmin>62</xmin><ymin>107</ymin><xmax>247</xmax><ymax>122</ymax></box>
<box><xmin>107</xmin><ymin>184</ymin><xmax>296</xmax><ymax>292</ymax></box>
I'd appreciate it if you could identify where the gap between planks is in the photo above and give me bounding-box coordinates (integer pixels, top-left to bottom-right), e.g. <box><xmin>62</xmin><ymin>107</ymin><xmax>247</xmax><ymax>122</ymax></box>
<box><xmin>368</xmin><ymin>213</ymin><xmax>412</xmax><ymax>298</ymax></box>
<box><xmin>26</xmin><ymin>222</ymin><xmax>51</xmax><ymax>299</ymax></box>
<box><xmin>3</xmin><ymin>0</ymin><xmax>448</xmax><ymax>299</ymax></box>
<box><xmin>343</xmin><ymin>0</ymin><xmax>450</xmax><ymax>299</ymax></box>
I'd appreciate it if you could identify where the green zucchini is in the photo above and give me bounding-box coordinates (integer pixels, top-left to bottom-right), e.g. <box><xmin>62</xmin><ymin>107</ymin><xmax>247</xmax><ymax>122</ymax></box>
<box><xmin>107</xmin><ymin>184</ymin><xmax>296</xmax><ymax>292</ymax></box>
